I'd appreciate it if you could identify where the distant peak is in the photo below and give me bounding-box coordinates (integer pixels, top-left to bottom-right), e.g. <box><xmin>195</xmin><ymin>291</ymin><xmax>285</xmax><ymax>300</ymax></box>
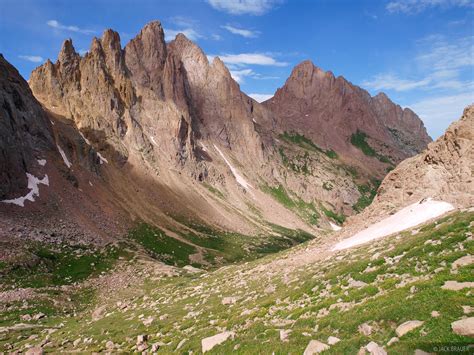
<box><xmin>142</xmin><ymin>20</ymin><xmax>163</xmax><ymax>31</ymax></box>
<box><xmin>58</xmin><ymin>38</ymin><xmax>78</xmax><ymax>63</ymax></box>
<box><xmin>291</xmin><ymin>60</ymin><xmax>327</xmax><ymax>76</ymax></box>
<box><xmin>375</xmin><ymin>92</ymin><xmax>389</xmax><ymax>100</ymax></box>
<box><xmin>101</xmin><ymin>29</ymin><xmax>121</xmax><ymax>49</ymax></box>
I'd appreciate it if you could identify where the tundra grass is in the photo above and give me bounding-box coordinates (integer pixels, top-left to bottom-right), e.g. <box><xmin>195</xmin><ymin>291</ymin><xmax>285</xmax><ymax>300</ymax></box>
<box><xmin>280</xmin><ymin>132</ymin><xmax>338</xmax><ymax>159</ymax></box>
<box><xmin>261</xmin><ymin>183</ymin><xmax>321</xmax><ymax>226</ymax></box>
<box><xmin>129</xmin><ymin>223</ymin><xmax>197</xmax><ymax>267</ymax></box>
<box><xmin>2</xmin><ymin>211</ymin><xmax>473</xmax><ymax>354</ymax></box>
<box><xmin>350</xmin><ymin>130</ymin><xmax>393</xmax><ymax>165</ymax></box>
<box><xmin>0</xmin><ymin>243</ymin><xmax>130</xmax><ymax>289</ymax></box>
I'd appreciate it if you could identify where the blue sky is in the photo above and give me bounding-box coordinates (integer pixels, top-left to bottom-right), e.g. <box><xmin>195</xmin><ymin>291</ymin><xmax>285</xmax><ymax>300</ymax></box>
<box><xmin>1</xmin><ymin>0</ymin><xmax>473</xmax><ymax>138</ymax></box>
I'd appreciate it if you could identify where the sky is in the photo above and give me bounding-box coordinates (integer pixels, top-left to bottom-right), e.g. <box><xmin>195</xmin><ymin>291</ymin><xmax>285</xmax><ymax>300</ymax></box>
<box><xmin>1</xmin><ymin>0</ymin><xmax>473</xmax><ymax>138</ymax></box>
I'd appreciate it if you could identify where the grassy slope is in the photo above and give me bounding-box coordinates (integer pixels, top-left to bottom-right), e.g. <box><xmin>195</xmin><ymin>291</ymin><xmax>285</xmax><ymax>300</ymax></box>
<box><xmin>1</xmin><ymin>210</ymin><xmax>472</xmax><ymax>353</ymax></box>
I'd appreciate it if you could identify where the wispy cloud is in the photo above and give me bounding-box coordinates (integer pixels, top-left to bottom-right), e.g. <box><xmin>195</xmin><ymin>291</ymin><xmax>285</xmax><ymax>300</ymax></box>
<box><xmin>408</xmin><ymin>92</ymin><xmax>474</xmax><ymax>138</ymax></box>
<box><xmin>212</xmin><ymin>53</ymin><xmax>288</xmax><ymax>67</ymax></box>
<box><xmin>386</xmin><ymin>0</ymin><xmax>474</xmax><ymax>14</ymax></box>
<box><xmin>222</xmin><ymin>25</ymin><xmax>260</xmax><ymax>38</ymax></box>
<box><xmin>206</xmin><ymin>0</ymin><xmax>283</xmax><ymax>15</ymax></box>
<box><xmin>363</xmin><ymin>74</ymin><xmax>431</xmax><ymax>91</ymax></box>
<box><xmin>363</xmin><ymin>35</ymin><xmax>473</xmax><ymax>92</ymax></box>
<box><xmin>18</xmin><ymin>55</ymin><xmax>44</xmax><ymax>63</ymax></box>
<box><xmin>47</xmin><ymin>20</ymin><xmax>96</xmax><ymax>35</ymax></box>
<box><xmin>248</xmin><ymin>93</ymin><xmax>273</xmax><ymax>102</ymax></box>
<box><xmin>164</xmin><ymin>28</ymin><xmax>203</xmax><ymax>41</ymax></box>
<box><xmin>229</xmin><ymin>68</ymin><xmax>255</xmax><ymax>83</ymax></box>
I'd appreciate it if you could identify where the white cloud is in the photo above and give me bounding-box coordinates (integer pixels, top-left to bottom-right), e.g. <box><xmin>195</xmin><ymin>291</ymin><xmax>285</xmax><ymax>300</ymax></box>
<box><xmin>222</xmin><ymin>25</ymin><xmax>260</xmax><ymax>38</ymax></box>
<box><xmin>248</xmin><ymin>93</ymin><xmax>273</xmax><ymax>102</ymax></box>
<box><xmin>229</xmin><ymin>68</ymin><xmax>254</xmax><ymax>83</ymax></box>
<box><xmin>407</xmin><ymin>92</ymin><xmax>474</xmax><ymax>138</ymax></box>
<box><xmin>206</xmin><ymin>0</ymin><xmax>282</xmax><ymax>15</ymax></box>
<box><xmin>216</xmin><ymin>53</ymin><xmax>288</xmax><ymax>66</ymax></box>
<box><xmin>169</xmin><ymin>16</ymin><xmax>196</xmax><ymax>28</ymax></box>
<box><xmin>47</xmin><ymin>20</ymin><xmax>95</xmax><ymax>35</ymax></box>
<box><xmin>164</xmin><ymin>28</ymin><xmax>203</xmax><ymax>41</ymax></box>
<box><xmin>18</xmin><ymin>55</ymin><xmax>44</xmax><ymax>63</ymax></box>
<box><xmin>362</xmin><ymin>74</ymin><xmax>431</xmax><ymax>91</ymax></box>
<box><xmin>211</xmin><ymin>33</ymin><xmax>223</xmax><ymax>40</ymax></box>
<box><xmin>386</xmin><ymin>0</ymin><xmax>474</xmax><ymax>14</ymax></box>
<box><xmin>363</xmin><ymin>35</ymin><xmax>473</xmax><ymax>92</ymax></box>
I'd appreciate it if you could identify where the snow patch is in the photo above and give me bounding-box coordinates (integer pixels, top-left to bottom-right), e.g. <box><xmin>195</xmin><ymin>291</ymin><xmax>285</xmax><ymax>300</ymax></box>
<box><xmin>150</xmin><ymin>136</ymin><xmax>158</xmax><ymax>146</ymax></box>
<box><xmin>37</xmin><ymin>159</ymin><xmax>47</xmax><ymax>166</ymax></box>
<box><xmin>213</xmin><ymin>144</ymin><xmax>253</xmax><ymax>190</ymax></box>
<box><xmin>1</xmin><ymin>173</ymin><xmax>49</xmax><ymax>207</ymax></box>
<box><xmin>332</xmin><ymin>199</ymin><xmax>454</xmax><ymax>251</ymax></box>
<box><xmin>330</xmin><ymin>222</ymin><xmax>342</xmax><ymax>231</ymax></box>
<box><xmin>57</xmin><ymin>145</ymin><xmax>72</xmax><ymax>168</ymax></box>
<box><xmin>79</xmin><ymin>131</ymin><xmax>91</xmax><ymax>145</ymax></box>
<box><xmin>97</xmin><ymin>152</ymin><xmax>108</xmax><ymax>164</ymax></box>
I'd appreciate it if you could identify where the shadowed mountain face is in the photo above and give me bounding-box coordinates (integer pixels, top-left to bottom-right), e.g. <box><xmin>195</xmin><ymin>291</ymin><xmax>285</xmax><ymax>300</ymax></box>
<box><xmin>0</xmin><ymin>54</ymin><xmax>54</xmax><ymax>199</ymax></box>
<box><xmin>1</xmin><ymin>21</ymin><xmax>432</xmax><ymax>244</ymax></box>
<box><xmin>263</xmin><ymin>61</ymin><xmax>432</xmax><ymax>177</ymax></box>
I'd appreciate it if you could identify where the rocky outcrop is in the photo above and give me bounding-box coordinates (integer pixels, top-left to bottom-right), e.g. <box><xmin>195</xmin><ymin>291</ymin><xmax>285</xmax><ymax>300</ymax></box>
<box><xmin>0</xmin><ymin>54</ymin><xmax>54</xmax><ymax>199</ymax></box>
<box><xmin>263</xmin><ymin>60</ymin><xmax>431</xmax><ymax>176</ymax></box>
<box><xmin>375</xmin><ymin>105</ymin><xmax>474</xmax><ymax>208</ymax></box>
<box><xmin>338</xmin><ymin>105</ymin><xmax>473</xmax><ymax>235</ymax></box>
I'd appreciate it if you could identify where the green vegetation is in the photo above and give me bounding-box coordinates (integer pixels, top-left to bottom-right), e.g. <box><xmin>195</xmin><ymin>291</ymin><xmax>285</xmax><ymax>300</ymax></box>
<box><xmin>321</xmin><ymin>205</ymin><xmax>346</xmax><ymax>224</ymax></box>
<box><xmin>172</xmin><ymin>216</ymin><xmax>315</xmax><ymax>264</ymax></box>
<box><xmin>261</xmin><ymin>183</ymin><xmax>321</xmax><ymax>225</ymax></box>
<box><xmin>280</xmin><ymin>131</ymin><xmax>338</xmax><ymax>159</ymax></box>
<box><xmin>279</xmin><ymin>147</ymin><xmax>310</xmax><ymax>174</ymax></box>
<box><xmin>129</xmin><ymin>223</ymin><xmax>197</xmax><ymax>267</ymax></box>
<box><xmin>350</xmin><ymin>130</ymin><xmax>393</xmax><ymax>164</ymax></box>
<box><xmin>7</xmin><ymin>209</ymin><xmax>471</xmax><ymax>353</ymax></box>
<box><xmin>0</xmin><ymin>244</ymin><xmax>128</xmax><ymax>289</ymax></box>
<box><xmin>203</xmin><ymin>183</ymin><xmax>225</xmax><ymax>199</ymax></box>
<box><xmin>352</xmin><ymin>179</ymin><xmax>381</xmax><ymax>213</ymax></box>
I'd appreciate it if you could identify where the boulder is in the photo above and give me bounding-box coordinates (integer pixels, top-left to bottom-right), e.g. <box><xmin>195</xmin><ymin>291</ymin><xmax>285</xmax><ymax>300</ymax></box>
<box><xmin>442</xmin><ymin>281</ymin><xmax>474</xmax><ymax>291</ymax></box>
<box><xmin>451</xmin><ymin>317</ymin><xmax>474</xmax><ymax>337</ymax></box>
<box><xmin>452</xmin><ymin>255</ymin><xmax>474</xmax><ymax>269</ymax></box>
<box><xmin>202</xmin><ymin>331</ymin><xmax>235</xmax><ymax>353</ymax></box>
<box><xmin>365</xmin><ymin>341</ymin><xmax>387</xmax><ymax>355</ymax></box>
<box><xmin>303</xmin><ymin>340</ymin><xmax>330</xmax><ymax>355</ymax></box>
<box><xmin>396</xmin><ymin>320</ymin><xmax>424</xmax><ymax>337</ymax></box>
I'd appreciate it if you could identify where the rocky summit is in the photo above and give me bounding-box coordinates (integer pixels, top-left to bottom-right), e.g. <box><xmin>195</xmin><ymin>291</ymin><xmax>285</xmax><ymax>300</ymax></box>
<box><xmin>0</xmin><ymin>17</ymin><xmax>472</xmax><ymax>355</ymax></box>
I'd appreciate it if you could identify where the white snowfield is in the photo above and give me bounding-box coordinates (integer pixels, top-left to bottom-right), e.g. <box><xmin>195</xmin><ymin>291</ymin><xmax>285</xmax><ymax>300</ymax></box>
<box><xmin>57</xmin><ymin>144</ymin><xmax>72</xmax><ymax>168</ymax></box>
<box><xmin>1</xmin><ymin>173</ymin><xmax>49</xmax><ymax>207</ymax></box>
<box><xmin>332</xmin><ymin>199</ymin><xmax>454</xmax><ymax>251</ymax></box>
<box><xmin>213</xmin><ymin>144</ymin><xmax>253</xmax><ymax>190</ymax></box>
<box><xmin>329</xmin><ymin>222</ymin><xmax>342</xmax><ymax>231</ymax></box>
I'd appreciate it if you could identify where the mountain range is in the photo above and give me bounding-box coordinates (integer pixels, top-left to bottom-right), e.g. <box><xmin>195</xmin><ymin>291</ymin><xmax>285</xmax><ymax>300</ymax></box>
<box><xmin>2</xmin><ymin>21</ymin><xmax>431</xmax><ymax>243</ymax></box>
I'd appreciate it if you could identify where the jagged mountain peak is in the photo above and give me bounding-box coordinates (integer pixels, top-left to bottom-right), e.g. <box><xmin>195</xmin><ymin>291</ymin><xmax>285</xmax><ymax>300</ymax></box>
<box><xmin>58</xmin><ymin>38</ymin><xmax>79</xmax><ymax>64</ymax></box>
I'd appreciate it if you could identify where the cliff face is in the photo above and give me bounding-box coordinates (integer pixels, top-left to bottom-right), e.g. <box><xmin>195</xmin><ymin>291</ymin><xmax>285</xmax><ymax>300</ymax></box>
<box><xmin>0</xmin><ymin>54</ymin><xmax>54</xmax><ymax>199</ymax></box>
<box><xmin>29</xmin><ymin>22</ymin><xmax>268</xmax><ymax>178</ymax></box>
<box><xmin>375</xmin><ymin>105</ymin><xmax>474</xmax><ymax>209</ymax></box>
<box><xmin>263</xmin><ymin>61</ymin><xmax>431</xmax><ymax>176</ymax></box>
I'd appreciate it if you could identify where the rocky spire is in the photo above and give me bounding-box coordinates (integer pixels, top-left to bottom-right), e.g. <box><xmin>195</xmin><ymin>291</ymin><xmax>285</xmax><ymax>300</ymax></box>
<box><xmin>58</xmin><ymin>38</ymin><xmax>79</xmax><ymax>64</ymax></box>
<box><xmin>124</xmin><ymin>20</ymin><xmax>167</xmax><ymax>90</ymax></box>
